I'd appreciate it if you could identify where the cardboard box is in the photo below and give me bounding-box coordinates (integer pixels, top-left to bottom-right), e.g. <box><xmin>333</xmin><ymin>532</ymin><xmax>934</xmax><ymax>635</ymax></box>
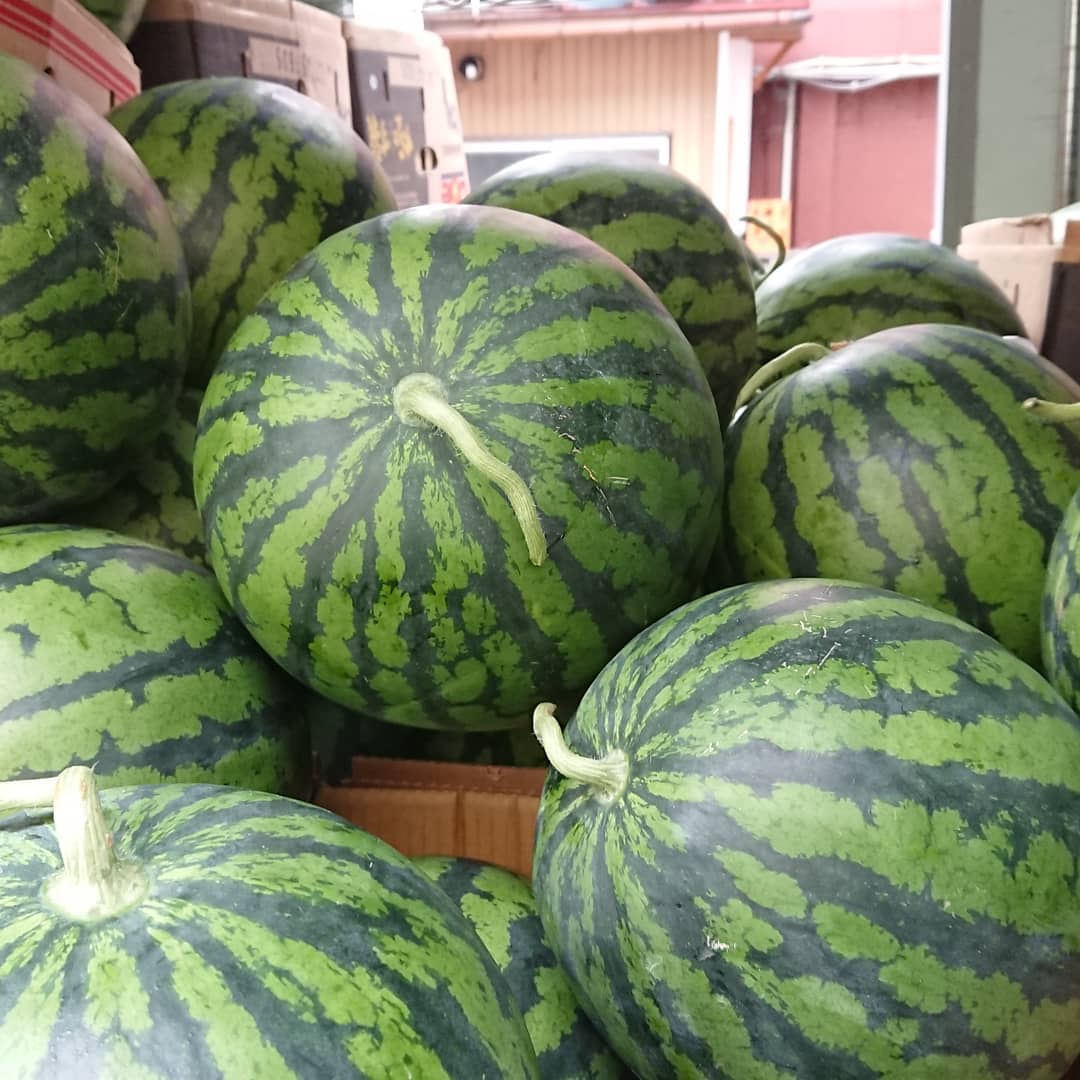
<box><xmin>1040</xmin><ymin>219</ymin><xmax>1080</xmax><ymax>383</ymax></box>
<box><xmin>957</xmin><ymin>215</ymin><xmax>1054</xmax><ymax>347</ymax></box>
<box><xmin>745</xmin><ymin>196</ymin><xmax>792</xmax><ymax>261</ymax></box>
<box><xmin>421</xmin><ymin>36</ymin><xmax>469</xmax><ymax>205</ymax></box>
<box><xmin>342</xmin><ymin>23</ymin><xmax>469</xmax><ymax>208</ymax></box>
<box><xmin>129</xmin><ymin>0</ymin><xmax>352</xmax><ymax>126</ymax></box>
<box><xmin>0</xmin><ymin>0</ymin><xmax>140</xmax><ymax>113</ymax></box>
<box><xmin>316</xmin><ymin>757</ymin><xmax>546</xmax><ymax>877</ymax></box>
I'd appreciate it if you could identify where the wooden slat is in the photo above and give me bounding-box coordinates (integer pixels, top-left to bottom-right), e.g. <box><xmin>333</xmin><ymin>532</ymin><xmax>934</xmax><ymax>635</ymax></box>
<box><xmin>450</xmin><ymin>29</ymin><xmax>719</xmax><ymax>194</ymax></box>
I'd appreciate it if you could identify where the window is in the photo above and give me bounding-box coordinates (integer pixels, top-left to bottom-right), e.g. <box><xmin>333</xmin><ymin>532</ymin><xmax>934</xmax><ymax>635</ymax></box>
<box><xmin>464</xmin><ymin>134</ymin><xmax>672</xmax><ymax>188</ymax></box>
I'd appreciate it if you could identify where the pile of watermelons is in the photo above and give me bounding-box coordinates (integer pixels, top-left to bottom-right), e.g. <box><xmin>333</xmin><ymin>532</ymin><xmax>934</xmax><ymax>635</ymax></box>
<box><xmin>0</xmin><ymin>51</ymin><xmax>1078</xmax><ymax>1079</ymax></box>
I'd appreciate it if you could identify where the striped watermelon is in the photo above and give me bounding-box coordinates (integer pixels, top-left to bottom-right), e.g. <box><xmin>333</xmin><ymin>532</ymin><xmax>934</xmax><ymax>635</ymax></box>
<box><xmin>1043</xmin><ymin>484</ymin><xmax>1080</xmax><ymax>710</ymax></box>
<box><xmin>0</xmin><ymin>54</ymin><xmax>191</xmax><ymax>524</ymax></box>
<box><xmin>532</xmin><ymin>578</ymin><xmax>1080</xmax><ymax>1079</ymax></box>
<box><xmin>723</xmin><ymin>323</ymin><xmax>1080</xmax><ymax>667</ymax></box>
<box><xmin>194</xmin><ymin>203</ymin><xmax>724</xmax><ymax>731</ymax></box>
<box><xmin>464</xmin><ymin>152</ymin><xmax>757</xmax><ymax>422</ymax></box>
<box><xmin>109</xmin><ymin>78</ymin><xmax>397</xmax><ymax>388</ymax></box>
<box><xmin>0</xmin><ymin>525</ymin><xmax>309</xmax><ymax>796</ymax></box>
<box><xmin>67</xmin><ymin>387</ymin><xmax>204</xmax><ymax>564</ymax></box>
<box><xmin>755</xmin><ymin>233</ymin><xmax>1026</xmax><ymax>361</ymax></box>
<box><xmin>415</xmin><ymin>855</ymin><xmax>628</xmax><ymax>1079</ymax></box>
<box><xmin>0</xmin><ymin>767</ymin><xmax>539</xmax><ymax>1077</ymax></box>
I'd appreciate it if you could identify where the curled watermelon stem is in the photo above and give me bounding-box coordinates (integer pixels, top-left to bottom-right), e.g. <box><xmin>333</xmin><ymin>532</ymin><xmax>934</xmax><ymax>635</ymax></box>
<box><xmin>1022</xmin><ymin>398</ymin><xmax>1080</xmax><ymax>423</ymax></box>
<box><xmin>393</xmin><ymin>373</ymin><xmax>548</xmax><ymax>566</ymax></box>
<box><xmin>739</xmin><ymin>215</ymin><xmax>787</xmax><ymax>283</ymax></box>
<box><xmin>734</xmin><ymin>342</ymin><xmax>832</xmax><ymax>413</ymax></box>
<box><xmin>0</xmin><ymin>766</ymin><xmax>148</xmax><ymax>922</ymax></box>
<box><xmin>533</xmin><ymin>703</ymin><xmax>629</xmax><ymax>803</ymax></box>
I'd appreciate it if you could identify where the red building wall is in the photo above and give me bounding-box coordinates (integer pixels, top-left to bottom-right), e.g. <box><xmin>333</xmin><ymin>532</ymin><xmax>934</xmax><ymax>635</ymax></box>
<box><xmin>751</xmin><ymin>0</ymin><xmax>942</xmax><ymax>246</ymax></box>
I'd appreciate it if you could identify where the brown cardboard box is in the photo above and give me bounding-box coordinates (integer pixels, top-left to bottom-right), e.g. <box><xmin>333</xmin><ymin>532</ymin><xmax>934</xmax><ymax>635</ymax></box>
<box><xmin>957</xmin><ymin>215</ymin><xmax>1055</xmax><ymax>347</ymax></box>
<box><xmin>1040</xmin><ymin>220</ymin><xmax>1080</xmax><ymax>383</ymax></box>
<box><xmin>0</xmin><ymin>0</ymin><xmax>140</xmax><ymax>113</ymax></box>
<box><xmin>316</xmin><ymin>757</ymin><xmax>546</xmax><ymax>877</ymax></box>
<box><xmin>342</xmin><ymin>23</ymin><xmax>469</xmax><ymax>208</ymax></box>
<box><xmin>421</xmin><ymin>35</ymin><xmax>469</xmax><ymax>205</ymax></box>
<box><xmin>130</xmin><ymin>0</ymin><xmax>351</xmax><ymax>126</ymax></box>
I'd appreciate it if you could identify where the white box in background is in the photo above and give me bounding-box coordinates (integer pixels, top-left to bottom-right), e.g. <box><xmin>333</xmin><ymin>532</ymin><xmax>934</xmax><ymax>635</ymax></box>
<box><xmin>957</xmin><ymin>215</ymin><xmax>1059</xmax><ymax>349</ymax></box>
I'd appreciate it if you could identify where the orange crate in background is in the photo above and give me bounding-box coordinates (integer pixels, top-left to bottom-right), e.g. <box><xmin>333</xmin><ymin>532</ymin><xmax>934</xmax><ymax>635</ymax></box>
<box><xmin>316</xmin><ymin>757</ymin><xmax>547</xmax><ymax>878</ymax></box>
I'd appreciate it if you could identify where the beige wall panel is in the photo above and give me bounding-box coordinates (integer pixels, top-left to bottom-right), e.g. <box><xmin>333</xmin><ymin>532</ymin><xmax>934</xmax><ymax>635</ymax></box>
<box><xmin>449</xmin><ymin>31</ymin><xmax>718</xmax><ymax>193</ymax></box>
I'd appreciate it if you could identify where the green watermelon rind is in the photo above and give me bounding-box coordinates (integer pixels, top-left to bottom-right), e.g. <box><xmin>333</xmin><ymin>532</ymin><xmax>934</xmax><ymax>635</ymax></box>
<box><xmin>194</xmin><ymin>202</ymin><xmax>725</xmax><ymax>731</ymax></box>
<box><xmin>465</xmin><ymin>151</ymin><xmax>758</xmax><ymax>422</ymax></box>
<box><xmin>533</xmin><ymin>577</ymin><xmax>1080</xmax><ymax>1079</ymax></box>
<box><xmin>754</xmin><ymin>232</ymin><xmax>1026</xmax><ymax>360</ymax></box>
<box><xmin>0</xmin><ymin>524</ymin><xmax>310</xmax><ymax>797</ymax></box>
<box><xmin>0</xmin><ymin>782</ymin><xmax>539</xmax><ymax>1077</ymax></box>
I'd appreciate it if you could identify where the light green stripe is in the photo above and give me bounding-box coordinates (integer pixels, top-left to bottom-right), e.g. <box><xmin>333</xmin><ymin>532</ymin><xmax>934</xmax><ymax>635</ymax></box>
<box><xmin>646</xmin><ymin>773</ymin><xmax>1080</xmax><ymax>932</ymax></box>
<box><xmin>433</xmin><ymin>275</ymin><xmax>490</xmax><ymax>362</ymax></box>
<box><xmin>587</xmin><ymin>211</ymin><xmax>727</xmax><ymax>262</ymax></box>
<box><xmin>388</xmin><ymin>218</ymin><xmax>435</xmax><ymax>347</ymax></box>
<box><xmin>85</xmin><ymin>925</ymin><xmax>154</xmax><ymax>1038</ymax></box>
<box><xmin>0</xmin><ymin>120</ymin><xmax>88</xmax><ymax>283</ymax></box>
<box><xmin>471</xmin><ymin>308</ymin><xmax>681</xmax><ymax>379</ymax></box>
<box><xmin>255</xmin><ymin>372</ymin><xmax>382</xmax><ymax>427</ymax></box>
<box><xmin>0</xmin><ymin>913</ymin><xmax>76</xmax><ymax>1077</ymax></box>
<box><xmin>146</xmin><ymin>916</ymin><xmax>292</xmax><ymax>1075</ymax></box>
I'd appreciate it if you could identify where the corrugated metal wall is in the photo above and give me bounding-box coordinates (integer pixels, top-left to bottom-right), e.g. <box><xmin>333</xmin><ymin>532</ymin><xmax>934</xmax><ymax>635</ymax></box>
<box><xmin>447</xmin><ymin>32</ymin><xmax>719</xmax><ymax>194</ymax></box>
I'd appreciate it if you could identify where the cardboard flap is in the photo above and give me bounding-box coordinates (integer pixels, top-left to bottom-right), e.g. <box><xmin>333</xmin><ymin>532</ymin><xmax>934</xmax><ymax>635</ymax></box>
<box><xmin>1061</xmin><ymin>220</ymin><xmax>1080</xmax><ymax>264</ymax></box>
<box><xmin>959</xmin><ymin>214</ymin><xmax>1054</xmax><ymax>247</ymax></box>
<box><xmin>346</xmin><ymin>755</ymin><xmax>547</xmax><ymax>797</ymax></box>
<box><xmin>316</xmin><ymin>757</ymin><xmax>547</xmax><ymax>877</ymax></box>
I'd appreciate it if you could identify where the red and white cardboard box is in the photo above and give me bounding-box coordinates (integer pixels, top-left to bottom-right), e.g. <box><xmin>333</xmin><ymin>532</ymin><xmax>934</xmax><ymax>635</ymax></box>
<box><xmin>0</xmin><ymin>0</ymin><xmax>141</xmax><ymax>113</ymax></box>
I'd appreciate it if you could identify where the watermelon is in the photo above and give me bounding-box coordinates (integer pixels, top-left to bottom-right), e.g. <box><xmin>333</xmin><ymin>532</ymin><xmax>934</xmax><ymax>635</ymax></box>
<box><xmin>194</xmin><ymin>203</ymin><xmax>724</xmax><ymax>731</ymax></box>
<box><xmin>67</xmin><ymin>387</ymin><xmax>204</xmax><ymax>564</ymax></box>
<box><xmin>464</xmin><ymin>152</ymin><xmax>757</xmax><ymax>422</ymax></box>
<box><xmin>415</xmin><ymin>855</ymin><xmax>629</xmax><ymax>1079</ymax></box>
<box><xmin>0</xmin><ymin>766</ymin><xmax>539</xmax><ymax>1077</ymax></box>
<box><xmin>755</xmin><ymin>232</ymin><xmax>1026</xmax><ymax>361</ymax></box>
<box><xmin>723</xmin><ymin>323</ymin><xmax>1080</xmax><ymax>667</ymax></box>
<box><xmin>109</xmin><ymin>78</ymin><xmax>397</xmax><ymax>388</ymax></box>
<box><xmin>77</xmin><ymin>0</ymin><xmax>146</xmax><ymax>40</ymax></box>
<box><xmin>1043</xmin><ymin>482</ymin><xmax>1080</xmax><ymax>710</ymax></box>
<box><xmin>532</xmin><ymin>578</ymin><xmax>1080</xmax><ymax>1079</ymax></box>
<box><xmin>0</xmin><ymin>54</ymin><xmax>191</xmax><ymax>524</ymax></box>
<box><xmin>309</xmin><ymin>697</ymin><xmax>549</xmax><ymax>785</ymax></box>
<box><xmin>0</xmin><ymin>524</ymin><xmax>309</xmax><ymax>797</ymax></box>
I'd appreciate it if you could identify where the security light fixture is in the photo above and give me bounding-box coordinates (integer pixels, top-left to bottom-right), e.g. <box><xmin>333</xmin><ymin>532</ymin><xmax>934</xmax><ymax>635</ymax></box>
<box><xmin>459</xmin><ymin>55</ymin><xmax>485</xmax><ymax>82</ymax></box>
